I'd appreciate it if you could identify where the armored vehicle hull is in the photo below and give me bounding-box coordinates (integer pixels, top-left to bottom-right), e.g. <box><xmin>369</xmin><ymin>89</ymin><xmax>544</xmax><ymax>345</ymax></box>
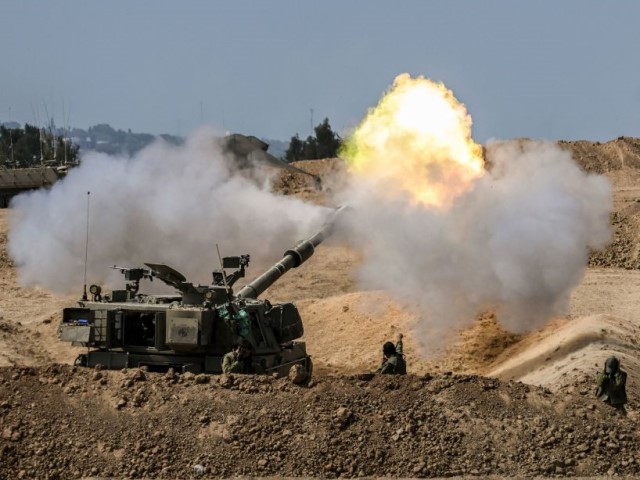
<box><xmin>0</xmin><ymin>166</ymin><xmax>65</xmax><ymax>208</ymax></box>
<box><xmin>62</xmin><ymin>298</ymin><xmax>311</xmax><ymax>376</ymax></box>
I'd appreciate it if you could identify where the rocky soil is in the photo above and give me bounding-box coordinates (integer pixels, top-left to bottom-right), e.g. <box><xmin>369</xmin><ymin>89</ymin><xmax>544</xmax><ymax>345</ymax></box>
<box><xmin>1</xmin><ymin>364</ymin><xmax>639</xmax><ymax>480</ymax></box>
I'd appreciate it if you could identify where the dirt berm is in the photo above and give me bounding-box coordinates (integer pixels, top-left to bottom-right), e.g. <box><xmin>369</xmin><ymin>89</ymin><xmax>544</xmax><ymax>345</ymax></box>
<box><xmin>1</xmin><ymin>365</ymin><xmax>638</xmax><ymax>479</ymax></box>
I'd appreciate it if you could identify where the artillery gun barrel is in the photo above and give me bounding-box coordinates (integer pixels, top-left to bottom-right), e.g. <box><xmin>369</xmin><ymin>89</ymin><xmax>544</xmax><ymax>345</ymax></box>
<box><xmin>236</xmin><ymin>206</ymin><xmax>347</xmax><ymax>299</ymax></box>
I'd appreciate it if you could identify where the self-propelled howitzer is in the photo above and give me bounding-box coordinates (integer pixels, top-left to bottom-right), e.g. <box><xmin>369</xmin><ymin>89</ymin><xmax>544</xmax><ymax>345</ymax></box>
<box><xmin>58</xmin><ymin>206</ymin><xmax>347</xmax><ymax>377</ymax></box>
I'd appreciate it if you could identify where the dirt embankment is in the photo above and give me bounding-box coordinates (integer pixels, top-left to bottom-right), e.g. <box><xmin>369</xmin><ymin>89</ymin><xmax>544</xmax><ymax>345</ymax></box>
<box><xmin>560</xmin><ymin>137</ymin><xmax>640</xmax><ymax>270</ymax></box>
<box><xmin>2</xmin><ymin>365</ymin><xmax>639</xmax><ymax>480</ymax></box>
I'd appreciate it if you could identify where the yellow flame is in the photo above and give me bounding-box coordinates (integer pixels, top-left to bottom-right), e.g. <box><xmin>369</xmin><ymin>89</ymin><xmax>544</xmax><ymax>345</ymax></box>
<box><xmin>343</xmin><ymin>73</ymin><xmax>484</xmax><ymax>208</ymax></box>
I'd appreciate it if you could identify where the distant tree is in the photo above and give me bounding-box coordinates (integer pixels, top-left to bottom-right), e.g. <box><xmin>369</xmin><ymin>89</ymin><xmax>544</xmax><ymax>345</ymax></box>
<box><xmin>285</xmin><ymin>134</ymin><xmax>304</xmax><ymax>163</ymax></box>
<box><xmin>302</xmin><ymin>135</ymin><xmax>317</xmax><ymax>160</ymax></box>
<box><xmin>314</xmin><ymin>118</ymin><xmax>341</xmax><ymax>159</ymax></box>
<box><xmin>284</xmin><ymin>118</ymin><xmax>341</xmax><ymax>162</ymax></box>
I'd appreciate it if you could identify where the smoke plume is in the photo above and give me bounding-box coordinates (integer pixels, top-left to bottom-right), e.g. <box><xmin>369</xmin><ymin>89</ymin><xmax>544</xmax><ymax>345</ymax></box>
<box><xmin>8</xmin><ymin>129</ymin><xmax>328</xmax><ymax>292</ymax></box>
<box><xmin>341</xmin><ymin>139</ymin><xmax>612</xmax><ymax>342</ymax></box>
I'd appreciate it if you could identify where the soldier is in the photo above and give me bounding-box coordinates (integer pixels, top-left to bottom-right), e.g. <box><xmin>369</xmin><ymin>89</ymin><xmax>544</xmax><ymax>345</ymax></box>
<box><xmin>221</xmin><ymin>339</ymin><xmax>253</xmax><ymax>374</ymax></box>
<box><xmin>596</xmin><ymin>356</ymin><xmax>627</xmax><ymax>411</ymax></box>
<box><xmin>218</xmin><ymin>302</ymin><xmax>251</xmax><ymax>337</ymax></box>
<box><xmin>376</xmin><ymin>333</ymin><xmax>406</xmax><ymax>375</ymax></box>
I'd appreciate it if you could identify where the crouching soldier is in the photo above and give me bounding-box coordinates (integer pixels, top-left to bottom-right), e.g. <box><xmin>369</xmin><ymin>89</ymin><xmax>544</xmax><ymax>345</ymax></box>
<box><xmin>596</xmin><ymin>356</ymin><xmax>627</xmax><ymax>412</ymax></box>
<box><xmin>376</xmin><ymin>333</ymin><xmax>406</xmax><ymax>375</ymax></box>
<box><xmin>222</xmin><ymin>339</ymin><xmax>254</xmax><ymax>374</ymax></box>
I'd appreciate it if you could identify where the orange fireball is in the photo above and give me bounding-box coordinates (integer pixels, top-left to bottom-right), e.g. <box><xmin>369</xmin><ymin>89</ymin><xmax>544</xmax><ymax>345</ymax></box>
<box><xmin>343</xmin><ymin>73</ymin><xmax>484</xmax><ymax>208</ymax></box>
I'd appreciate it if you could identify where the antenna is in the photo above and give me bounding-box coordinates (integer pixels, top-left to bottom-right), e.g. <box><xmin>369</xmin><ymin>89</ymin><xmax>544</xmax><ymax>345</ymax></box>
<box><xmin>42</xmin><ymin>101</ymin><xmax>55</xmax><ymax>163</ymax></box>
<box><xmin>215</xmin><ymin>243</ymin><xmax>230</xmax><ymax>293</ymax></box>
<box><xmin>310</xmin><ymin>108</ymin><xmax>314</xmax><ymax>135</ymax></box>
<box><xmin>32</xmin><ymin>103</ymin><xmax>45</xmax><ymax>164</ymax></box>
<box><xmin>8</xmin><ymin>129</ymin><xmax>14</xmax><ymax>165</ymax></box>
<box><xmin>62</xmin><ymin>99</ymin><xmax>72</xmax><ymax>165</ymax></box>
<box><xmin>7</xmin><ymin>107</ymin><xmax>14</xmax><ymax>165</ymax></box>
<box><xmin>62</xmin><ymin>100</ymin><xmax>67</xmax><ymax>165</ymax></box>
<box><xmin>39</xmin><ymin>127</ymin><xmax>44</xmax><ymax>164</ymax></box>
<box><xmin>82</xmin><ymin>191</ymin><xmax>91</xmax><ymax>301</ymax></box>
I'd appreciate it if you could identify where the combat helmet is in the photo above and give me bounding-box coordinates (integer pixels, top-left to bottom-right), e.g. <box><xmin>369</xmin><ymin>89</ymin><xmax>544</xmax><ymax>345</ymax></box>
<box><xmin>605</xmin><ymin>356</ymin><xmax>620</xmax><ymax>374</ymax></box>
<box><xmin>383</xmin><ymin>341</ymin><xmax>396</xmax><ymax>356</ymax></box>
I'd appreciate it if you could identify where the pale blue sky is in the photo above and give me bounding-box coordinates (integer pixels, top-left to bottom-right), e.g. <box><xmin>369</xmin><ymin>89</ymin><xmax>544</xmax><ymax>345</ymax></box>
<box><xmin>1</xmin><ymin>1</ymin><xmax>639</xmax><ymax>142</ymax></box>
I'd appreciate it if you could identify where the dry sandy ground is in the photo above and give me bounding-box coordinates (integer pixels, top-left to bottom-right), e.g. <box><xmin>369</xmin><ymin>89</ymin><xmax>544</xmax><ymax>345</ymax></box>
<box><xmin>0</xmin><ymin>210</ymin><xmax>80</xmax><ymax>367</ymax></box>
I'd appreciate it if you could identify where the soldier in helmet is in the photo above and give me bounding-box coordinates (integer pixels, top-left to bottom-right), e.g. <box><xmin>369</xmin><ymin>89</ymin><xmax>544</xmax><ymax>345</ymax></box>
<box><xmin>596</xmin><ymin>356</ymin><xmax>627</xmax><ymax>411</ymax></box>
<box><xmin>221</xmin><ymin>339</ymin><xmax>253</xmax><ymax>374</ymax></box>
<box><xmin>376</xmin><ymin>333</ymin><xmax>406</xmax><ymax>375</ymax></box>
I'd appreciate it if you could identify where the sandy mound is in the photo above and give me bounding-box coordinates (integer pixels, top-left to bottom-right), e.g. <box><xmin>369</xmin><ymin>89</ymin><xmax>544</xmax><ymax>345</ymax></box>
<box><xmin>273</xmin><ymin>158</ymin><xmax>347</xmax><ymax>205</ymax></box>
<box><xmin>490</xmin><ymin>315</ymin><xmax>640</xmax><ymax>395</ymax></box>
<box><xmin>482</xmin><ymin>267</ymin><xmax>640</xmax><ymax>403</ymax></box>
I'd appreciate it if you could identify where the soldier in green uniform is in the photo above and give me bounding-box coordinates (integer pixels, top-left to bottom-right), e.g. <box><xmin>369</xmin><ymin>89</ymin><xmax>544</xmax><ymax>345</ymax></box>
<box><xmin>376</xmin><ymin>333</ymin><xmax>406</xmax><ymax>375</ymax></box>
<box><xmin>218</xmin><ymin>302</ymin><xmax>251</xmax><ymax>337</ymax></box>
<box><xmin>221</xmin><ymin>340</ymin><xmax>253</xmax><ymax>374</ymax></box>
<box><xmin>596</xmin><ymin>356</ymin><xmax>627</xmax><ymax>412</ymax></box>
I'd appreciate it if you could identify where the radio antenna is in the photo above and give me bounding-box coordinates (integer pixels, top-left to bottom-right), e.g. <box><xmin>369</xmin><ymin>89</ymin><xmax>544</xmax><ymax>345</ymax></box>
<box><xmin>215</xmin><ymin>243</ymin><xmax>230</xmax><ymax>293</ymax></box>
<box><xmin>82</xmin><ymin>191</ymin><xmax>91</xmax><ymax>301</ymax></box>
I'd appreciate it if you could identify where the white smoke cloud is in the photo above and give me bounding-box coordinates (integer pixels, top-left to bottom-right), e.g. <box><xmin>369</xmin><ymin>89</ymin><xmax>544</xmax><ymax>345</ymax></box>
<box><xmin>8</xmin><ymin>128</ymin><xmax>328</xmax><ymax>292</ymax></box>
<box><xmin>341</xmin><ymin>140</ymin><xmax>612</xmax><ymax>342</ymax></box>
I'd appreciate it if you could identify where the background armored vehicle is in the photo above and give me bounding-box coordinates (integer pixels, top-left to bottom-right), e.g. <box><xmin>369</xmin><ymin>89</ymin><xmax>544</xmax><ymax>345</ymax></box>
<box><xmin>0</xmin><ymin>166</ymin><xmax>66</xmax><ymax>208</ymax></box>
<box><xmin>59</xmin><ymin>206</ymin><xmax>346</xmax><ymax>377</ymax></box>
<box><xmin>221</xmin><ymin>133</ymin><xmax>322</xmax><ymax>189</ymax></box>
